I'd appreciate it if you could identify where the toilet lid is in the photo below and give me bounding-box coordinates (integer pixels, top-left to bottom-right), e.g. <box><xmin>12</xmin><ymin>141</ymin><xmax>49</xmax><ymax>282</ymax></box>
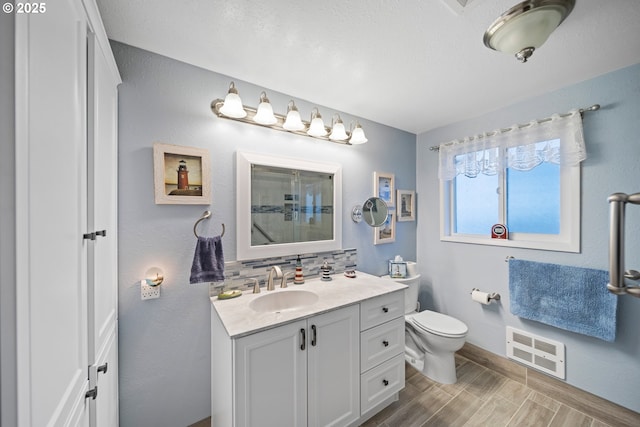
<box><xmin>410</xmin><ymin>310</ymin><xmax>468</xmax><ymax>338</ymax></box>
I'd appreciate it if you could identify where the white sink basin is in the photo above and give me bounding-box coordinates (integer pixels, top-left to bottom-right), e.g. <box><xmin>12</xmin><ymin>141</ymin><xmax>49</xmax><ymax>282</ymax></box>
<box><xmin>250</xmin><ymin>290</ymin><xmax>319</xmax><ymax>313</ymax></box>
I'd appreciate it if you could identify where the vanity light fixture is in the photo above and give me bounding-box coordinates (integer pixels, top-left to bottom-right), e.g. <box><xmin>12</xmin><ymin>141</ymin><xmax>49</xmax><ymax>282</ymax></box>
<box><xmin>282</xmin><ymin>100</ymin><xmax>305</xmax><ymax>131</ymax></box>
<box><xmin>218</xmin><ymin>82</ymin><xmax>247</xmax><ymax>118</ymax></box>
<box><xmin>211</xmin><ymin>82</ymin><xmax>368</xmax><ymax>145</ymax></box>
<box><xmin>483</xmin><ymin>0</ymin><xmax>575</xmax><ymax>63</ymax></box>
<box><xmin>253</xmin><ymin>91</ymin><xmax>277</xmax><ymax>125</ymax></box>
<box><xmin>349</xmin><ymin>122</ymin><xmax>368</xmax><ymax>144</ymax></box>
<box><xmin>329</xmin><ymin>114</ymin><xmax>349</xmax><ymax>141</ymax></box>
<box><xmin>307</xmin><ymin>108</ymin><xmax>328</xmax><ymax>137</ymax></box>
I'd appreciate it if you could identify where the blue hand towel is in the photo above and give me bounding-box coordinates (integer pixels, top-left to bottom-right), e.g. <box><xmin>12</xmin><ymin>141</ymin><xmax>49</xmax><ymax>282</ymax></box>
<box><xmin>508</xmin><ymin>259</ymin><xmax>617</xmax><ymax>342</ymax></box>
<box><xmin>190</xmin><ymin>236</ymin><xmax>225</xmax><ymax>284</ymax></box>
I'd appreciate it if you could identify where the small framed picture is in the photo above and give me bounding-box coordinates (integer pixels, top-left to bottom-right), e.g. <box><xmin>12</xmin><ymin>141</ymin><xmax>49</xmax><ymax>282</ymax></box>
<box><xmin>374</xmin><ymin>171</ymin><xmax>395</xmax><ymax>206</ymax></box>
<box><xmin>153</xmin><ymin>143</ymin><xmax>212</xmax><ymax>205</ymax></box>
<box><xmin>374</xmin><ymin>209</ymin><xmax>396</xmax><ymax>245</ymax></box>
<box><xmin>397</xmin><ymin>190</ymin><xmax>415</xmax><ymax>222</ymax></box>
<box><xmin>388</xmin><ymin>261</ymin><xmax>408</xmax><ymax>278</ymax></box>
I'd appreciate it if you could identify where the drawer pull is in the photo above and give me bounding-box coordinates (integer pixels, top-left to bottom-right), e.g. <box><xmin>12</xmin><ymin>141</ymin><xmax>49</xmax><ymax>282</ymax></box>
<box><xmin>382</xmin><ymin>340</ymin><xmax>389</xmax><ymax>347</ymax></box>
<box><xmin>382</xmin><ymin>307</ymin><xmax>389</xmax><ymax>313</ymax></box>
<box><xmin>382</xmin><ymin>379</ymin><xmax>389</xmax><ymax>386</ymax></box>
<box><xmin>311</xmin><ymin>324</ymin><xmax>317</xmax><ymax>346</ymax></box>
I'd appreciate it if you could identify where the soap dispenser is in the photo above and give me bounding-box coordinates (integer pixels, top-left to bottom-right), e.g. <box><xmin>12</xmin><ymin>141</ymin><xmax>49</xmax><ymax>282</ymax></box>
<box><xmin>294</xmin><ymin>255</ymin><xmax>305</xmax><ymax>284</ymax></box>
<box><xmin>320</xmin><ymin>261</ymin><xmax>332</xmax><ymax>281</ymax></box>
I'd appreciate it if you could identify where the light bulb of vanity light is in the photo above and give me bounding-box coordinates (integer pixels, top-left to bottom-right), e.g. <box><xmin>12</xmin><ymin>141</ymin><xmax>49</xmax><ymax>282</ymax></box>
<box><xmin>349</xmin><ymin>122</ymin><xmax>368</xmax><ymax>144</ymax></box>
<box><xmin>219</xmin><ymin>82</ymin><xmax>247</xmax><ymax>118</ymax></box>
<box><xmin>307</xmin><ymin>108</ymin><xmax>327</xmax><ymax>137</ymax></box>
<box><xmin>253</xmin><ymin>91</ymin><xmax>277</xmax><ymax>125</ymax></box>
<box><xmin>329</xmin><ymin>114</ymin><xmax>348</xmax><ymax>141</ymax></box>
<box><xmin>282</xmin><ymin>100</ymin><xmax>305</xmax><ymax>131</ymax></box>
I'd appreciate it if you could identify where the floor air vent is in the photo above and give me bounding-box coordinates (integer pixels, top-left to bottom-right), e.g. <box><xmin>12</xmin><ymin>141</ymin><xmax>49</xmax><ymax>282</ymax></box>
<box><xmin>506</xmin><ymin>327</ymin><xmax>565</xmax><ymax>379</ymax></box>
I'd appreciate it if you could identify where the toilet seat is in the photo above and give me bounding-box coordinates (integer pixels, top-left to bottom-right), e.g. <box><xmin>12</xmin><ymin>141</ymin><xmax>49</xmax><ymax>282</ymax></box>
<box><xmin>408</xmin><ymin>310</ymin><xmax>468</xmax><ymax>338</ymax></box>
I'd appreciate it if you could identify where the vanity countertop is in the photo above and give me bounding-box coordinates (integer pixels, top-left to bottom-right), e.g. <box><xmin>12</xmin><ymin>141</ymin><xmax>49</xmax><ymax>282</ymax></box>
<box><xmin>211</xmin><ymin>271</ymin><xmax>407</xmax><ymax>338</ymax></box>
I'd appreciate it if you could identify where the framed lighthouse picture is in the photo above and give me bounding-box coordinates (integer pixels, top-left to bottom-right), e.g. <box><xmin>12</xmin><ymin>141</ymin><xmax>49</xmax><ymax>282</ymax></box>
<box><xmin>153</xmin><ymin>143</ymin><xmax>212</xmax><ymax>204</ymax></box>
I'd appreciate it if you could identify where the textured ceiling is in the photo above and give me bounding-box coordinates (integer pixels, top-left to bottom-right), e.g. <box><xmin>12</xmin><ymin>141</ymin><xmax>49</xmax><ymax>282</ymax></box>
<box><xmin>96</xmin><ymin>0</ymin><xmax>640</xmax><ymax>134</ymax></box>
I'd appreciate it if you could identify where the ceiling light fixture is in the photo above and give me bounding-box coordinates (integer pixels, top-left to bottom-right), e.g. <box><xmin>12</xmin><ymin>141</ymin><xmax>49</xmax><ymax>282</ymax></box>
<box><xmin>211</xmin><ymin>82</ymin><xmax>367</xmax><ymax>144</ymax></box>
<box><xmin>483</xmin><ymin>0</ymin><xmax>575</xmax><ymax>63</ymax></box>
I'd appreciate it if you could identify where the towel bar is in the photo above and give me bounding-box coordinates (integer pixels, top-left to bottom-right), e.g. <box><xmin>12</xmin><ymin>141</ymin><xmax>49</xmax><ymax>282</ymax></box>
<box><xmin>607</xmin><ymin>192</ymin><xmax>640</xmax><ymax>298</ymax></box>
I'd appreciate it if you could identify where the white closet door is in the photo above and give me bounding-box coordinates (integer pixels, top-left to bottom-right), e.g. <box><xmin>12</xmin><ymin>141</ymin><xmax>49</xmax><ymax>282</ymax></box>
<box><xmin>15</xmin><ymin>0</ymin><xmax>90</xmax><ymax>425</ymax></box>
<box><xmin>87</xmin><ymin>30</ymin><xmax>120</xmax><ymax>427</ymax></box>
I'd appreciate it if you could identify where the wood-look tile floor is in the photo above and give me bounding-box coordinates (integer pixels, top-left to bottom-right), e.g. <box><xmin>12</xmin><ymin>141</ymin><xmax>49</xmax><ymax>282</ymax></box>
<box><xmin>360</xmin><ymin>355</ymin><xmax>612</xmax><ymax>427</ymax></box>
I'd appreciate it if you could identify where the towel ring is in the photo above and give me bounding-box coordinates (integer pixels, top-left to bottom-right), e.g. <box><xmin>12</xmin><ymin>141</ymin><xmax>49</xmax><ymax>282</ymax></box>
<box><xmin>193</xmin><ymin>210</ymin><xmax>225</xmax><ymax>238</ymax></box>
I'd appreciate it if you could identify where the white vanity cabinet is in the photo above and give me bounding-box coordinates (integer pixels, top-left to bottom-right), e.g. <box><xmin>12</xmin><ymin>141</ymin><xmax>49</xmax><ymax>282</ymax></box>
<box><xmin>213</xmin><ymin>304</ymin><xmax>360</xmax><ymax>427</ymax></box>
<box><xmin>211</xmin><ymin>274</ymin><xmax>407</xmax><ymax>427</ymax></box>
<box><xmin>359</xmin><ymin>292</ymin><xmax>406</xmax><ymax>416</ymax></box>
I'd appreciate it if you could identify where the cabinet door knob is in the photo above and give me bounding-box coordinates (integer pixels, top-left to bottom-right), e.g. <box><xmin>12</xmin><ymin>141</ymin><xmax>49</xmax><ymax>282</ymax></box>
<box><xmin>382</xmin><ymin>340</ymin><xmax>389</xmax><ymax>347</ymax></box>
<box><xmin>300</xmin><ymin>328</ymin><xmax>306</xmax><ymax>351</ymax></box>
<box><xmin>95</xmin><ymin>230</ymin><xmax>107</xmax><ymax>237</ymax></box>
<box><xmin>382</xmin><ymin>379</ymin><xmax>389</xmax><ymax>386</ymax></box>
<box><xmin>382</xmin><ymin>307</ymin><xmax>389</xmax><ymax>313</ymax></box>
<box><xmin>83</xmin><ymin>232</ymin><xmax>96</xmax><ymax>240</ymax></box>
<box><xmin>85</xmin><ymin>386</ymin><xmax>98</xmax><ymax>400</ymax></box>
<box><xmin>97</xmin><ymin>362</ymin><xmax>108</xmax><ymax>374</ymax></box>
<box><xmin>311</xmin><ymin>325</ymin><xmax>317</xmax><ymax>346</ymax></box>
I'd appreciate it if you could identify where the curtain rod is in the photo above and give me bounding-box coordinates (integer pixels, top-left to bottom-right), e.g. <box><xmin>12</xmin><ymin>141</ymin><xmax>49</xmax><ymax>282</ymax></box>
<box><xmin>428</xmin><ymin>104</ymin><xmax>600</xmax><ymax>152</ymax></box>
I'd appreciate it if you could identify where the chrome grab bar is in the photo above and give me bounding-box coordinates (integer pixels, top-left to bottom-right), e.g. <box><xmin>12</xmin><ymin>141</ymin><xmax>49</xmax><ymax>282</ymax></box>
<box><xmin>607</xmin><ymin>192</ymin><xmax>640</xmax><ymax>297</ymax></box>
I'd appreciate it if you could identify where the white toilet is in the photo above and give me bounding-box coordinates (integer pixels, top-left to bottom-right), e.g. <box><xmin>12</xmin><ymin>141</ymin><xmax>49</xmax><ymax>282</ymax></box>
<box><xmin>388</xmin><ymin>273</ymin><xmax>468</xmax><ymax>384</ymax></box>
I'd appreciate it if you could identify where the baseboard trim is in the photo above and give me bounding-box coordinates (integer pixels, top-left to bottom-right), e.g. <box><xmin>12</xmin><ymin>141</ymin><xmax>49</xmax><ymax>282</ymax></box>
<box><xmin>459</xmin><ymin>343</ymin><xmax>640</xmax><ymax>427</ymax></box>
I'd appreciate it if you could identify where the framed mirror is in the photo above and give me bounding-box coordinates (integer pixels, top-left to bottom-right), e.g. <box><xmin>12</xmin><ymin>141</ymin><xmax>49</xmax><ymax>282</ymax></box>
<box><xmin>237</xmin><ymin>151</ymin><xmax>342</xmax><ymax>260</ymax></box>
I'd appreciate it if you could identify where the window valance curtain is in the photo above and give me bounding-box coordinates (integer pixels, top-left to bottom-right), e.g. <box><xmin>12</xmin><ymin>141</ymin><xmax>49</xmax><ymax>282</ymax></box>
<box><xmin>438</xmin><ymin>110</ymin><xmax>586</xmax><ymax>181</ymax></box>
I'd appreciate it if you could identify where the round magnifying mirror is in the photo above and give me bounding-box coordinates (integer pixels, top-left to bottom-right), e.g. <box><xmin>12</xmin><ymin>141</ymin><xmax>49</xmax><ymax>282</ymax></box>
<box><xmin>361</xmin><ymin>197</ymin><xmax>388</xmax><ymax>227</ymax></box>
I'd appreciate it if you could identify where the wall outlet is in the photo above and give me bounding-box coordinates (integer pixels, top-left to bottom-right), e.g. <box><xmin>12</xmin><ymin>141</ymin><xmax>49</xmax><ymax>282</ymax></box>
<box><xmin>141</xmin><ymin>280</ymin><xmax>160</xmax><ymax>300</ymax></box>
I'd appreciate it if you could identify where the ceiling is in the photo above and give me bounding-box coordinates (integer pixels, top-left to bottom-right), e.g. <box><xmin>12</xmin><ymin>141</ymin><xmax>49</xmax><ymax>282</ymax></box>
<box><xmin>96</xmin><ymin>0</ymin><xmax>640</xmax><ymax>134</ymax></box>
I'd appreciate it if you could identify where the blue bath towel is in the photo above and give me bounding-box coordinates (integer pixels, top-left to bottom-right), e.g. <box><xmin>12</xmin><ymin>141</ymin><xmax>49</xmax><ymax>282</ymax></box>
<box><xmin>190</xmin><ymin>236</ymin><xmax>225</xmax><ymax>284</ymax></box>
<box><xmin>508</xmin><ymin>259</ymin><xmax>617</xmax><ymax>342</ymax></box>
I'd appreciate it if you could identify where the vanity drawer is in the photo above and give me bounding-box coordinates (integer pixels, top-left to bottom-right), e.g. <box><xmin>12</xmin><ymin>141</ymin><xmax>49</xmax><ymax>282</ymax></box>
<box><xmin>360</xmin><ymin>353</ymin><xmax>405</xmax><ymax>414</ymax></box>
<box><xmin>361</xmin><ymin>316</ymin><xmax>405</xmax><ymax>373</ymax></box>
<box><xmin>360</xmin><ymin>291</ymin><xmax>404</xmax><ymax>331</ymax></box>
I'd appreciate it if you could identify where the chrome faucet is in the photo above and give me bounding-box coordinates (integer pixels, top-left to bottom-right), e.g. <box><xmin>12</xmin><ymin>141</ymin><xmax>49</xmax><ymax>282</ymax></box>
<box><xmin>281</xmin><ymin>271</ymin><xmax>295</xmax><ymax>288</ymax></box>
<box><xmin>266</xmin><ymin>266</ymin><xmax>282</xmax><ymax>291</ymax></box>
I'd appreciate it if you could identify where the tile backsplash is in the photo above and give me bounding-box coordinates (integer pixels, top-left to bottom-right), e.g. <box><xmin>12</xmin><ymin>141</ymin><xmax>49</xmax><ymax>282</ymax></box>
<box><xmin>210</xmin><ymin>248</ymin><xmax>357</xmax><ymax>296</ymax></box>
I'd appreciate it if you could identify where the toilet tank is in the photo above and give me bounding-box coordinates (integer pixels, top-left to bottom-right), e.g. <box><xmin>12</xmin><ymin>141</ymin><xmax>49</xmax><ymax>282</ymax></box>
<box><xmin>384</xmin><ymin>274</ymin><xmax>421</xmax><ymax>314</ymax></box>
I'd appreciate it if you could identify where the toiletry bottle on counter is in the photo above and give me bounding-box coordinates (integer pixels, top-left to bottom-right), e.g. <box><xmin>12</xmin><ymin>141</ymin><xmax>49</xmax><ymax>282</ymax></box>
<box><xmin>294</xmin><ymin>255</ymin><xmax>305</xmax><ymax>284</ymax></box>
<box><xmin>321</xmin><ymin>261</ymin><xmax>332</xmax><ymax>281</ymax></box>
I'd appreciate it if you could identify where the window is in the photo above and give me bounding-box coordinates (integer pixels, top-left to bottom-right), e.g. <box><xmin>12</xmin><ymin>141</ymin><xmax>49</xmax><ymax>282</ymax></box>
<box><xmin>439</xmin><ymin>112</ymin><xmax>585</xmax><ymax>252</ymax></box>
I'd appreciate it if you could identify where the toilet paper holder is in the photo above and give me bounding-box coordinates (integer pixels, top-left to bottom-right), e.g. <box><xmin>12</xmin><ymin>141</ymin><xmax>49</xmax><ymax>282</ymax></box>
<box><xmin>471</xmin><ymin>288</ymin><xmax>501</xmax><ymax>302</ymax></box>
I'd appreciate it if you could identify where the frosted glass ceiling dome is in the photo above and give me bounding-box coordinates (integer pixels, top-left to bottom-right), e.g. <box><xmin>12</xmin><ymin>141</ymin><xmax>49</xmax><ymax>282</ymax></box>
<box><xmin>484</xmin><ymin>0</ymin><xmax>575</xmax><ymax>63</ymax></box>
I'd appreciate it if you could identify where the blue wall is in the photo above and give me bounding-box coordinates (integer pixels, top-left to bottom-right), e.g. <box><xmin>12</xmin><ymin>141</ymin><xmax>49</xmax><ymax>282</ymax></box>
<box><xmin>112</xmin><ymin>42</ymin><xmax>416</xmax><ymax>426</ymax></box>
<box><xmin>416</xmin><ymin>63</ymin><xmax>640</xmax><ymax>412</ymax></box>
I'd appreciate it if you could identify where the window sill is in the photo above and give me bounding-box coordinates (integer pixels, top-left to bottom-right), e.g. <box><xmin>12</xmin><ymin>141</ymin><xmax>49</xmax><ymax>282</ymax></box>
<box><xmin>440</xmin><ymin>234</ymin><xmax>580</xmax><ymax>253</ymax></box>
